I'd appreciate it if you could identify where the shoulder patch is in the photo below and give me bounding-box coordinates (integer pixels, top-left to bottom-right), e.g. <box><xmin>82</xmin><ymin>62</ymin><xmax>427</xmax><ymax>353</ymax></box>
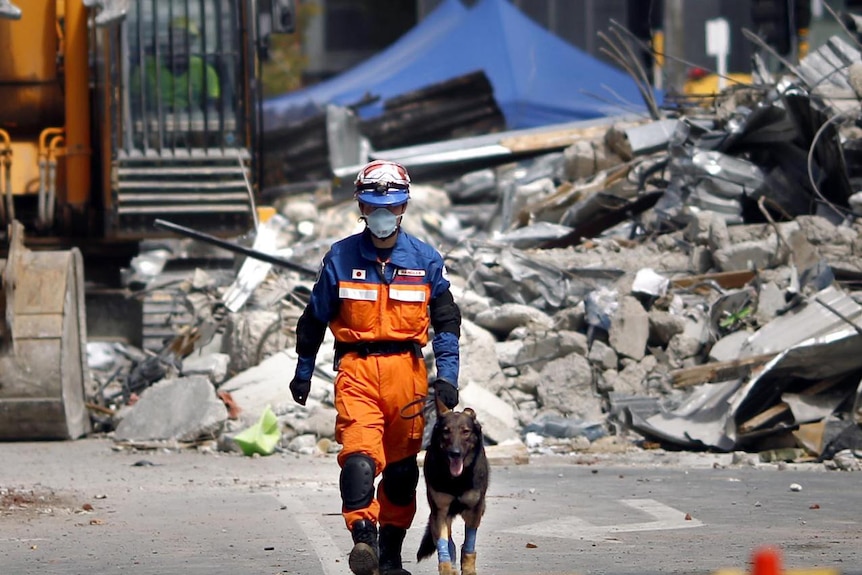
<box><xmin>351</xmin><ymin>269</ymin><xmax>367</xmax><ymax>280</ymax></box>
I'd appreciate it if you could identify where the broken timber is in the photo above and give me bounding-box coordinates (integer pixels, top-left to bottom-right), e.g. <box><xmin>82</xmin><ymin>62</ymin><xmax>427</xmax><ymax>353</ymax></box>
<box><xmin>671</xmin><ymin>352</ymin><xmax>778</xmax><ymax>388</ymax></box>
<box><xmin>671</xmin><ymin>270</ymin><xmax>757</xmax><ymax>293</ymax></box>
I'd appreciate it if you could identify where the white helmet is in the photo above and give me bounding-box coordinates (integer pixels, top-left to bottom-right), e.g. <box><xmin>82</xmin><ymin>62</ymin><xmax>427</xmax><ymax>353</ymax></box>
<box><xmin>354</xmin><ymin>160</ymin><xmax>411</xmax><ymax>208</ymax></box>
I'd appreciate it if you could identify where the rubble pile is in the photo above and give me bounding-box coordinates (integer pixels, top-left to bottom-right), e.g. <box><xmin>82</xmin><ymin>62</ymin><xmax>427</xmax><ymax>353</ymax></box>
<box><xmin>87</xmin><ymin>35</ymin><xmax>862</xmax><ymax>470</ymax></box>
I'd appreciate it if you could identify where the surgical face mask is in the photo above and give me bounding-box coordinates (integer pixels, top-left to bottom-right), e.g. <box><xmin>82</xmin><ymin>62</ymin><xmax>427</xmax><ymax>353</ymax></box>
<box><xmin>364</xmin><ymin>208</ymin><xmax>400</xmax><ymax>239</ymax></box>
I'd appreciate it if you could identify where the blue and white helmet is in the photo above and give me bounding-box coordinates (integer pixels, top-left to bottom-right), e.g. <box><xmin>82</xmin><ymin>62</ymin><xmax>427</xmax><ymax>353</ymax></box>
<box><xmin>354</xmin><ymin>160</ymin><xmax>411</xmax><ymax>208</ymax></box>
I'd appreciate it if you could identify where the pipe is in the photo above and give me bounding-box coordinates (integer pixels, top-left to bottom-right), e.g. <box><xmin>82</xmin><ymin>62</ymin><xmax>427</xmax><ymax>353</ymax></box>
<box><xmin>37</xmin><ymin>127</ymin><xmax>64</xmax><ymax>157</ymax></box>
<box><xmin>3</xmin><ymin>154</ymin><xmax>8</xmax><ymax>221</ymax></box>
<box><xmin>47</xmin><ymin>134</ymin><xmax>65</xmax><ymax>228</ymax></box>
<box><xmin>0</xmin><ymin>128</ymin><xmax>9</xmax><ymax>224</ymax></box>
<box><xmin>38</xmin><ymin>155</ymin><xmax>46</xmax><ymax>225</ymax></box>
<box><xmin>37</xmin><ymin>127</ymin><xmax>63</xmax><ymax>227</ymax></box>
<box><xmin>0</xmin><ymin>154</ymin><xmax>4</xmax><ymax>225</ymax></box>
<box><xmin>64</xmin><ymin>0</ymin><xmax>91</xmax><ymax>220</ymax></box>
<box><xmin>153</xmin><ymin>218</ymin><xmax>318</xmax><ymax>277</ymax></box>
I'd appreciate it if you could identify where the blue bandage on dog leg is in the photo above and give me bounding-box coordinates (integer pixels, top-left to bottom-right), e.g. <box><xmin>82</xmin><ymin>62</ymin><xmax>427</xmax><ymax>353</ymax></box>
<box><xmin>463</xmin><ymin>527</ymin><xmax>477</xmax><ymax>553</ymax></box>
<box><xmin>448</xmin><ymin>538</ymin><xmax>457</xmax><ymax>564</ymax></box>
<box><xmin>436</xmin><ymin>538</ymin><xmax>451</xmax><ymax>563</ymax></box>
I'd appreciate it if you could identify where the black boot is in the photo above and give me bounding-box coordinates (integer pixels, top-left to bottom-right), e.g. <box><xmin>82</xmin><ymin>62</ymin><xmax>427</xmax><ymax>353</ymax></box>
<box><xmin>378</xmin><ymin>525</ymin><xmax>411</xmax><ymax>575</ymax></box>
<box><xmin>349</xmin><ymin>519</ymin><xmax>380</xmax><ymax>575</ymax></box>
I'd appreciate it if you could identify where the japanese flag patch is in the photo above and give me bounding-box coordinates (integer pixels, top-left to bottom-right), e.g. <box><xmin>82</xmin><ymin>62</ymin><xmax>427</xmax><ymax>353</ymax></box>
<box><xmin>351</xmin><ymin>269</ymin><xmax>367</xmax><ymax>280</ymax></box>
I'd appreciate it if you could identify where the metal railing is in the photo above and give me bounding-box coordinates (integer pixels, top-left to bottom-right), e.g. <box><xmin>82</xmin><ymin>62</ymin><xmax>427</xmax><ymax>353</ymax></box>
<box><xmin>122</xmin><ymin>0</ymin><xmax>243</xmax><ymax>157</ymax></box>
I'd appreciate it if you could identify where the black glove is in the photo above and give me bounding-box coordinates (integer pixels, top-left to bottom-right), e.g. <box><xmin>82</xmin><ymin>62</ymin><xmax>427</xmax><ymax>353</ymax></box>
<box><xmin>433</xmin><ymin>378</ymin><xmax>459</xmax><ymax>410</ymax></box>
<box><xmin>289</xmin><ymin>376</ymin><xmax>311</xmax><ymax>406</ymax></box>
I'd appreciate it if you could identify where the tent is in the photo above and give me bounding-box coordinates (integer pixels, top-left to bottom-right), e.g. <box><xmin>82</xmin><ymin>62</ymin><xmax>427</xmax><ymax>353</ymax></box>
<box><xmin>263</xmin><ymin>0</ymin><xmax>656</xmax><ymax>130</ymax></box>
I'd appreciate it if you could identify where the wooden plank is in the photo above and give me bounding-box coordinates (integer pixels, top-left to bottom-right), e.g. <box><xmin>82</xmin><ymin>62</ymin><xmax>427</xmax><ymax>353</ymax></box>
<box><xmin>737</xmin><ymin>375</ymin><xmax>849</xmax><ymax>439</ymax></box>
<box><xmin>383</xmin><ymin>70</ymin><xmax>494</xmax><ymax>110</ymax></box>
<box><xmin>363</xmin><ymin>96</ymin><xmax>503</xmax><ymax>150</ymax></box>
<box><xmin>671</xmin><ymin>270</ymin><xmax>757</xmax><ymax>293</ymax></box>
<box><xmin>359</xmin><ymin>71</ymin><xmax>505</xmax><ymax>151</ymax></box>
<box><xmin>500</xmin><ymin>124</ymin><xmax>614</xmax><ymax>154</ymax></box>
<box><xmin>738</xmin><ymin>402</ymin><xmax>789</xmax><ymax>434</ymax></box>
<box><xmin>671</xmin><ymin>352</ymin><xmax>779</xmax><ymax>388</ymax></box>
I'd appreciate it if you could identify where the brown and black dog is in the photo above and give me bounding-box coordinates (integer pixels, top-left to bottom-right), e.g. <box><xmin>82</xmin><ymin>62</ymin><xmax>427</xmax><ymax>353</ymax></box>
<box><xmin>417</xmin><ymin>403</ymin><xmax>489</xmax><ymax>575</ymax></box>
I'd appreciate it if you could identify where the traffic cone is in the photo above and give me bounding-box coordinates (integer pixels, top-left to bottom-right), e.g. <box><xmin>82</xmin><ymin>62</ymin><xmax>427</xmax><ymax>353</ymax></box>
<box><xmin>752</xmin><ymin>546</ymin><xmax>782</xmax><ymax>575</ymax></box>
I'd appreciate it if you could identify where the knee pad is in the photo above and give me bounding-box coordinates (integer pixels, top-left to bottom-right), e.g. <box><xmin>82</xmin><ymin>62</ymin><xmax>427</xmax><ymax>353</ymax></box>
<box><xmin>340</xmin><ymin>453</ymin><xmax>376</xmax><ymax>511</ymax></box>
<box><xmin>382</xmin><ymin>455</ymin><xmax>418</xmax><ymax>506</ymax></box>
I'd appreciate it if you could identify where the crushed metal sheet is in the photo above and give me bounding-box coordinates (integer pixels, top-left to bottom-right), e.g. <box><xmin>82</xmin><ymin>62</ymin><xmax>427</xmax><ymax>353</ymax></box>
<box><xmin>782</xmin><ymin>391</ymin><xmax>851</xmax><ymax>425</ymax></box>
<box><xmin>624</xmin><ymin>119</ymin><xmax>681</xmax><ymax>156</ymax></box>
<box><xmin>727</xmin><ymin>328</ymin><xmax>862</xmax><ymax>446</ymax></box>
<box><xmin>796</xmin><ymin>36</ymin><xmax>859</xmax><ymax>93</ymax></box>
<box><xmin>740</xmin><ymin>285</ymin><xmax>862</xmax><ymax>357</ymax></box>
<box><xmin>629</xmin><ymin>379</ymin><xmax>743</xmax><ymax>451</ymax></box>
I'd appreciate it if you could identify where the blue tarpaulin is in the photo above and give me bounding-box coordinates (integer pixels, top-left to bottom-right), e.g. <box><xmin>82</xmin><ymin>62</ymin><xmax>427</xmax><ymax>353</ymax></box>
<box><xmin>263</xmin><ymin>0</ymin><xmax>656</xmax><ymax>130</ymax></box>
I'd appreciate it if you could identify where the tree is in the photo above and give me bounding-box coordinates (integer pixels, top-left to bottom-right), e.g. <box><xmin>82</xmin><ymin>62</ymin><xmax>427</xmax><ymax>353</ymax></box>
<box><xmin>261</xmin><ymin>1</ymin><xmax>320</xmax><ymax>98</ymax></box>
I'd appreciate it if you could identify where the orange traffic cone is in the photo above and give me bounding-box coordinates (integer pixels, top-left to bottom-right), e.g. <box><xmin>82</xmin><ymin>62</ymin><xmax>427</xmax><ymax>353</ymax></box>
<box><xmin>752</xmin><ymin>546</ymin><xmax>782</xmax><ymax>575</ymax></box>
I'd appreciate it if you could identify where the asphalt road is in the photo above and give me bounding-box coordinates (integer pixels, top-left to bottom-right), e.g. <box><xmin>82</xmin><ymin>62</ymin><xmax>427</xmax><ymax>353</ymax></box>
<box><xmin>0</xmin><ymin>438</ymin><xmax>860</xmax><ymax>575</ymax></box>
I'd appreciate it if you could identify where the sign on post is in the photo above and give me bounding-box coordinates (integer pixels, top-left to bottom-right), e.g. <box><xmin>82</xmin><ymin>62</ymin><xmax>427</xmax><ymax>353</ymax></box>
<box><xmin>705</xmin><ymin>17</ymin><xmax>730</xmax><ymax>91</ymax></box>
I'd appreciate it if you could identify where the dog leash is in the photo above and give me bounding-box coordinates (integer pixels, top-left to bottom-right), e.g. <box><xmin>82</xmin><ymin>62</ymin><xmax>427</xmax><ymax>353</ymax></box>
<box><xmin>399</xmin><ymin>395</ymin><xmax>427</xmax><ymax>420</ymax></box>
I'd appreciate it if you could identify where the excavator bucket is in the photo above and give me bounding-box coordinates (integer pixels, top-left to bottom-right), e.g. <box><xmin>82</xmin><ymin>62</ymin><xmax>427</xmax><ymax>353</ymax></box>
<box><xmin>0</xmin><ymin>221</ymin><xmax>90</xmax><ymax>440</ymax></box>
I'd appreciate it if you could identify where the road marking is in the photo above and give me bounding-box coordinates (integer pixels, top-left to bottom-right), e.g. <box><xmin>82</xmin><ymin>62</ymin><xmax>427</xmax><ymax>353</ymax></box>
<box><xmin>504</xmin><ymin>498</ymin><xmax>703</xmax><ymax>541</ymax></box>
<box><xmin>0</xmin><ymin>537</ymin><xmax>49</xmax><ymax>542</ymax></box>
<box><xmin>277</xmin><ymin>493</ymin><xmax>344</xmax><ymax>575</ymax></box>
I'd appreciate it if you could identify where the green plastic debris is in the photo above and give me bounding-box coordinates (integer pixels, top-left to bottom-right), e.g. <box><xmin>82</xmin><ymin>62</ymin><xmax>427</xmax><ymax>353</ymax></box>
<box><xmin>234</xmin><ymin>405</ymin><xmax>281</xmax><ymax>456</ymax></box>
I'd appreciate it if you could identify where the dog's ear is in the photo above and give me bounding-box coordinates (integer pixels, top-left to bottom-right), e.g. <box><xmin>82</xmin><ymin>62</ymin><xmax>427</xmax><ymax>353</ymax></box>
<box><xmin>436</xmin><ymin>395</ymin><xmax>451</xmax><ymax>415</ymax></box>
<box><xmin>463</xmin><ymin>407</ymin><xmax>476</xmax><ymax>419</ymax></box>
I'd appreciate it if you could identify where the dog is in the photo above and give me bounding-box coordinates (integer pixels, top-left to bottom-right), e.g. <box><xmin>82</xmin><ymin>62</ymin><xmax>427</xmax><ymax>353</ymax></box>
<box><xmin>417</xmin><ymin>401</ymin><xmax>489</xmax><ymax>575</ymax></box>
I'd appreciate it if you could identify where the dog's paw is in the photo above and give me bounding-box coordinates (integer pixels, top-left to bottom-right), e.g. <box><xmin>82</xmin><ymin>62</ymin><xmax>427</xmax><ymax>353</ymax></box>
<box><xmin>437</xmin><ymin>561</ymin><xmax>457</xmax><ymax>575</ymax></box>
<box><xmin>461</xmin><ymin>551</ymin><xmax>477</xmax><ymax>575</ymax></box>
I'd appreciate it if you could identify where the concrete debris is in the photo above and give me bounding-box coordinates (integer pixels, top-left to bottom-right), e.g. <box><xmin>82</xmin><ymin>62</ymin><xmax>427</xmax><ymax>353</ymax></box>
<box><xmin>113</xmin><ymin>376</ymin><xmax>227</xmax><ymax>443</ymax></box>
<box><xmin>82</xmin><ymin>32</ymin><xmax>862</xmax><ymax>471</ymax></box>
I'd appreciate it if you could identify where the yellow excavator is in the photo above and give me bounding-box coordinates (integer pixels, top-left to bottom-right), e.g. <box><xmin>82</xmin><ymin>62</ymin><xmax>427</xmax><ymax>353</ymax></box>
<box><xmin>0</xmin><ymin>0</ymin><xmax>294</xmax><ymax>440</ymax></box>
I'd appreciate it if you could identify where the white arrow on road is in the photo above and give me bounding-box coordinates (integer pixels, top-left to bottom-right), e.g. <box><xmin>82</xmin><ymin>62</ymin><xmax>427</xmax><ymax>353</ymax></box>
<box><xmin>503</xmin><ymin>499</ymin><xmax>703</xmax><ymax>541</ymax></box>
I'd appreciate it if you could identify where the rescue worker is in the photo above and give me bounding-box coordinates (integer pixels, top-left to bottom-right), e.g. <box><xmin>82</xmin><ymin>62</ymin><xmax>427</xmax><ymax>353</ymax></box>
<box><xmin>131</xmin><ymin>16</ymin><xmax>221</xmax><ymax>113</ymax></box>
<box><xmin>288</xmin><ymin>160</ymin><xmax>461</xmax><ymax>575</ymax></box>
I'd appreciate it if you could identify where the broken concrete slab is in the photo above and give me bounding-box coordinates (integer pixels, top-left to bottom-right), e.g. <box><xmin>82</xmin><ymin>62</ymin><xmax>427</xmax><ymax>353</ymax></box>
<box><xmin>181</xmin><ymin>352</ymin><xmax>230</xmax><ymax>386</ymax></box>
<box><xmin>458</xmin><ymin>319</ymin><xmax>508</xmax><ymax>394</ymax></box>
<box><xmin>472</xmin><ymin>302</ymin><xmax>554</xmax><ymax>338</ymax></box>
<box><xmin>609</xmin><ymin>296</ymin><xmax>649</xmax><ymax>361</ymax></box>
<box><xmin>536</xmin><ymin>353</ymin><xmax>602</xmax><ymax>421</ymax></box>
<box><xmin>458</xmin><ymin>381</ymin><xmax>520</xmax><ymax>445</ymax></box>
<box><xmin>114</xmin><ymin>376</ymin><xmax>227</xmax><ymax>443</ymax></box>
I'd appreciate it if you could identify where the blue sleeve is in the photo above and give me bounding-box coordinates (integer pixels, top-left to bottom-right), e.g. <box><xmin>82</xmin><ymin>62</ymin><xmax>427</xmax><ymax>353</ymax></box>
<box><xmin>432</xmin><ymin>331</ymin><xmax>460</xmax><ymax>387</ymax></box>
<box><xmin>428</xmin><ymin>254</ymin><xmax>459</xmax><ymax>386</ymax></box>
<box><xmin>428</xmin><ymin>252</ymin><xmax>451</xmax><ymax>300</ymax></box>
<box><xmin>295</xmin><ymin>355</ymin><xmax>316</xmax><ymax>381</ymax></box>
<box><xmin>308</xmin><ymin>253</ymin><xmax>339</xmax><ymax>323</ymax></box>
<box><xmin>293</xmin><ymin>254</ymin><xmax>339</xmax><ymax>381</ymax></box>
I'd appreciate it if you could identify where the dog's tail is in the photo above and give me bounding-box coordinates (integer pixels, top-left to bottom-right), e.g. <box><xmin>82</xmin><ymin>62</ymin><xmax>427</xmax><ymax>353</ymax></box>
<box><xmin>416</xmin><ymin>522</ymin><xmax>435</xmax><ymax>562</ymax></box>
